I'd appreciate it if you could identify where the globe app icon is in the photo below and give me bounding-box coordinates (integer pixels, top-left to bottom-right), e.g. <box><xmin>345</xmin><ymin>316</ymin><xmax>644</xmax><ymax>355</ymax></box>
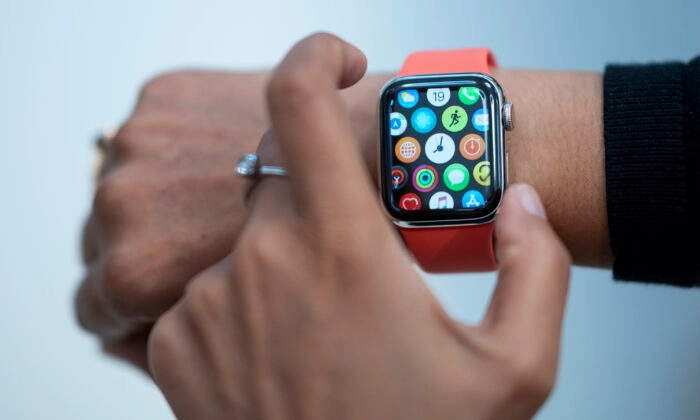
<box><xmin>400</xmin><ymin>142</ymin><xmax>416</xmax><ymax>158</ymax></box>
<box><xmin>395</xmin><ymin>137</ymin><xmax>421</xmax><ymax>164</ymax></box>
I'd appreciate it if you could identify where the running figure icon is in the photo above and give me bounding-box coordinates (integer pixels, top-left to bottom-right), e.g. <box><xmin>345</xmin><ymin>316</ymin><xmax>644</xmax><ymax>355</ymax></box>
<box><xmin>442</xmin><ymin>105</ymin><xmax>467</xmax><ymax>133</ymax></box>
<box><xmin>449</xmin><ymin>110</ymin><xmax>461</xmax><ymax>127</ymax></box>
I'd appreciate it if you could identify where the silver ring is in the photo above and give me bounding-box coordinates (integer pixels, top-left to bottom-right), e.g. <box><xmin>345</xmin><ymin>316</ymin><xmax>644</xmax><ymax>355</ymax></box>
<box><xmin>234</xmin><ymin>154</ymin><xmax>287</xmax><ymax>178</ymax></box>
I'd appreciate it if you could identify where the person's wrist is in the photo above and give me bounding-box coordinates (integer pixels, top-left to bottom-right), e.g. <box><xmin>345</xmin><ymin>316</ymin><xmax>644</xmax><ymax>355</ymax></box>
<box><xmin>489</xmin><ymin>68</ymin><xmax>611</xmax><ymax>267</ymax></box>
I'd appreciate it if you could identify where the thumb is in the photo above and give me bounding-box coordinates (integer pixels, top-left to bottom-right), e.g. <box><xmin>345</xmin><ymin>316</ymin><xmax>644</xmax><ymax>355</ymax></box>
<box><xmin>482</xmin><ymin>184</ymin><xmax>571</xmax><ymax>354</ymax></box>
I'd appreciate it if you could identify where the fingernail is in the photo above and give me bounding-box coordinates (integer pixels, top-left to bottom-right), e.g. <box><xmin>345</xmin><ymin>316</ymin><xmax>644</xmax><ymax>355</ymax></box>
<box><xmin>515</xmin><ymin>184</ymin><xmax>547</xmax><ymax>220</ymax></box>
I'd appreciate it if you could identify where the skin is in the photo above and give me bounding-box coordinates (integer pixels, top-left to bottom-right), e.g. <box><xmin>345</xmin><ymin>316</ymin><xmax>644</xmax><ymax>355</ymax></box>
<box><xmin>147</xmin><ymin>33</ymin><xmax>572</xmax><ymax>420</ymax></box>
<box><xmin>494</xmin><ymin>69</ymin><xmax>610</xmax><ymax>267</ymax></box>
<box><xmin>77</xmin><ymin>40</ymin><xmax>609</xmax><ymax>372</ymax></box>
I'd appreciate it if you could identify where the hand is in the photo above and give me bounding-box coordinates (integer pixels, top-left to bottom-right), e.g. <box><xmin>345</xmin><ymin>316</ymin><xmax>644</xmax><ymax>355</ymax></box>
<box><xmin>148</xmin><ymin>33</ymin><xmax>571</xmax><ymax>420</ymax></box>
<box><xmin>76</xmin><ymin>66</ymin><xmax>390</xmax><ymax>371</ymax></box>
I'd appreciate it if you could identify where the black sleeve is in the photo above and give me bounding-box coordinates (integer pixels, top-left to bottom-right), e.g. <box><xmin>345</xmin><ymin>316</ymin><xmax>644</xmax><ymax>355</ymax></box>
<box><xmin>604</xmin><ymin>56</ymin><xmax>700</xmax><ymax>287</ymax></box>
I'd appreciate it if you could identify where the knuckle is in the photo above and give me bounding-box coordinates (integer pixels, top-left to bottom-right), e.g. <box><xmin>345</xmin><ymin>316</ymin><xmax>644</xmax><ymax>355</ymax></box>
<box><xmin>109</xmin><ymin>121</ymin><xmax>147</xmax><ymax>158</ymax></box>
<box><xmin>266</xmin><ymin>34</ymin><xmax>342</xmax><ymax>108</ymax></box>
<box><xmin>73</xmin><ymin>279</ymin><xmax>96</xmax><ymax>333</ymax></box>
<box><xmin>305</xmin><ymin>32</ymin><xmax>343</xmax><ymax>60</ymax></box>
<box><xmin>138</xmin><ymin>71</ymin><xmax>185</xmax><ymax>101</ymax></box>
<box><xmin>266</xmin><ymin>68</ymin><xmax>317</xmax><ymax>110</ymax></box>
<box><xmin>313</xmin><ymin>218</ymin><xmax>393</xmax><ymax>272</ymax></box>
<box><xmin>100</xmin><ymin>248</ymin><xmax>153</xmax><ymax>320</ymax></box>
<box><xmin>318</xmin><ymin>227</ymin><xmax>370</xmax><ymax>269</ymax></box>
<box><xmin>502</xmin><ymin>350</ymin><xmax>557</xmax><ymax>405</ymax></box>
<box><xmin>266</xmin><ymin>33</ymin><xmax>343</xmax><ymax>110</ymax></box>
<box><xmin>235</xmin><ymin>224</ymin><xmax>287</xmax><ymax>268</ymax></box>
<box><xmin>148</xmin><ymin>310</ymin><xmax>181</xmax><ymax>379</ymax></box>
<box><xmin>81</xmin><ymin>217</ymin><xmax>98</xmax><ymax>265</ymax></box>
<box><xmin>182</xmin><ymin>277</ymin><xmax>229</xmax><ymax>326</ymax></box>
<box><xmin>93</xmin><ymin>171</ymin><xmax>133</xmax><ymax>221</ymax></box>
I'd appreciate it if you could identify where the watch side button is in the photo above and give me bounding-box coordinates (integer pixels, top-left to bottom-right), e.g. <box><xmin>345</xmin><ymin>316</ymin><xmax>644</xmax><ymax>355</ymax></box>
<box><xmin>503</xmin><ymin>102</ymin><xmax>514</xmax><ymax>131</ymax></box>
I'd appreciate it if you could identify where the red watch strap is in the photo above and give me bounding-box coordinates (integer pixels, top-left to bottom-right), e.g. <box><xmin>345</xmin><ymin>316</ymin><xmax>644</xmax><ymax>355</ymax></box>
<box><xmin>398</xmin><ymin>48</ymin><xmax>497</xmax><ymax>76</ymax></box>
<box><xmin>397</xmin><ymin>48</ymin><xmax>498</xmax><ymax>273</ymax></box>
<box><xmin>398</xmin><ymin>224</ymin><xmax>496</xmax><ymax>273</ymax></box>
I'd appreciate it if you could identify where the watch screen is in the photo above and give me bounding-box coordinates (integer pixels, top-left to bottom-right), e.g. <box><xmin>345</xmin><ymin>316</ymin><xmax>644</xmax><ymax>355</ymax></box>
<box><xmin>380</xmin><ymin>75</ymin><xmax>504</xmax><ymax>223</ymax></box>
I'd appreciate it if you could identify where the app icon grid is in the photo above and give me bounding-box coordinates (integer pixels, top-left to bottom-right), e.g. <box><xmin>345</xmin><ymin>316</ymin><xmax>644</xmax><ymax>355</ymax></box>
<box><xmin>391</xmin><ymin>85</ymin><xmax>493</xmax><ymax>212</ymax></box>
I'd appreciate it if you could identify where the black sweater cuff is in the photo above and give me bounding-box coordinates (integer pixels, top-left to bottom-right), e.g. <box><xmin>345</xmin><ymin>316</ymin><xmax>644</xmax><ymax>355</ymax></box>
<box><xmin>604</xmin><ymin>60</ymin><xmax>698</xmax><ymax>287</ymax></box>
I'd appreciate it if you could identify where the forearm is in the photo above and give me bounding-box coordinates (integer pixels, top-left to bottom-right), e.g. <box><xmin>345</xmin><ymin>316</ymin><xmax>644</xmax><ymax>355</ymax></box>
<box><xmin>495</xmin><ymin>69</ymin><xmax>610</xmax><ymax>267</ymax></box>
<box><xmin>345</xmin><ymin>70</ymin><xmax>611</xmax><ymax>268</ymax></box>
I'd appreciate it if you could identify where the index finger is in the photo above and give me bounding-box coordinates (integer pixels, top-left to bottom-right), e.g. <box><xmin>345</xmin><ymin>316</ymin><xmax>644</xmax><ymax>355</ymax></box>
<box><xmin>264</xmin><ymin>33</ymin><xmax>377</xmax><ymax>218</ymax></box>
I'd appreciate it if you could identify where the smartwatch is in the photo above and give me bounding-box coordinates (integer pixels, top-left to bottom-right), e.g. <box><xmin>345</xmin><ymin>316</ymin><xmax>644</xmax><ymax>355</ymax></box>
<box><xmin>379</xmin><ymin>48</ymin><xmax>514</xmax><ymax>273</ymax></box>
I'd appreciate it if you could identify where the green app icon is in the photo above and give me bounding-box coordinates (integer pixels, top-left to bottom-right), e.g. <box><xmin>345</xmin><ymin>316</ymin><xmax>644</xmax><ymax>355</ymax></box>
<box><xmin>458</xmin><ymin>87</ymin><xmax>481</xmax><ymax>106</ymax></box>
<box><xmin>441</xmin><ymin>106</ymin><xmax>468</xmax><ymax>132</ymax></box>
<box><xmin>443</xmin><ymin>163</ymin><xmax>470</xmax><ymax>191</ymax></box>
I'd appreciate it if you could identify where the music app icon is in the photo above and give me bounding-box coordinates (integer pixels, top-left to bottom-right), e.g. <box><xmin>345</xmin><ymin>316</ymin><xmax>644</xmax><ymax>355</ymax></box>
<box><xmin>429</xmin><ymin>191</ymin><xmax>454</xmax><ymax>210</ymax></box>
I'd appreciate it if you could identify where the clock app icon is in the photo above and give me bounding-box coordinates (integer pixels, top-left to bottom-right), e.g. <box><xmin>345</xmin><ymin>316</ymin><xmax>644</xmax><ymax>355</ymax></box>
<box><xmin>424</xmin><ymin>133</ymin><xmax>455</xmax><ymax>164</ymax></box>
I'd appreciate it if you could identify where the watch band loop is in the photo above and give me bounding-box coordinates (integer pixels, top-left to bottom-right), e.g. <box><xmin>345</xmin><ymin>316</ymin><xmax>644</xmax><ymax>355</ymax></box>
<box><xmin>398</xmin><ymin>48</ymin><xmax>497</xmax><ymax>76</ymax></box>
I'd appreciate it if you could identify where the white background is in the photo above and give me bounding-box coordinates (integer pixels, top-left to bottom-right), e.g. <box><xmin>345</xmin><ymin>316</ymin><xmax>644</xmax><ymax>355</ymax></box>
<box><xmin>1</xmin><ymin>0</ymin><xmax>700</xmax><ymax>418</ymax></box>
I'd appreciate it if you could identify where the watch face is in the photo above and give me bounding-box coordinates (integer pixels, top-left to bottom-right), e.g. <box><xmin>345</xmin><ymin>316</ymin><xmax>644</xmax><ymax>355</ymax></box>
<box><xmin>379</xmin><ymin>74</ymin><xmax>506</xmax><ymax>225</ymax></box>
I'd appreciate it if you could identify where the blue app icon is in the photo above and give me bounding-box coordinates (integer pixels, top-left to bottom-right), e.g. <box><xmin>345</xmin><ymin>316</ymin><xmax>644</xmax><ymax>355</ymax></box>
<box><xmin>397</xmin><ymin>89</ymin><xmax>419</xmax><ymax>108</ymax></box>
<box><xmin>389</xmin><ymin>112</ymin><xmax>407</xmax><ymax>136</ymax></box>
<box><xmin>472</xmin><ymin>108</ymin><xmax>490</xmax><ymax>132</ymax></box>
<box><xmin>411</xmin><ymin>107</ymin><xmax>437</xmax><ymax>134</ymax></box>
<box><xmin>461</xmin><ymin>190</ymin><xmax>485</xmax><ymax>209</ymax></box>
